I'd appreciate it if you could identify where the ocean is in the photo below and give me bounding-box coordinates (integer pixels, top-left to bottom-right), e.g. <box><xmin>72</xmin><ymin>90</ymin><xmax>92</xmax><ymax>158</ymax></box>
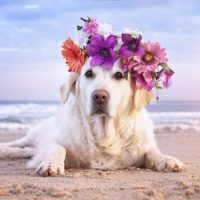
<box><xmin>0</xmin><ymin>100</ymin><xmax>200</xmax><ymax>134</ymax></box>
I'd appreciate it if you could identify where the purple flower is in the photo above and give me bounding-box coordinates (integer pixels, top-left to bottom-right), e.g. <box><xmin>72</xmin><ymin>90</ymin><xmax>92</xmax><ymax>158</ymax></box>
<box><xmin>82</xmin><ymin>17</ymin><xmax>98</xmax><ymax>34</ymax></box>
<box><xmin>159</xmin><ymin>68</ymin><xmax>174</xmax><ymax>88</ymax></box>
<box><xmin>86</xmin><ymin>33</ymin><xmax>118</xmax><ymax>69</ymax></box>
<box><xmin>131</xmin><ymin>71</ymin><xmax>155</xmax><ymax>91</ymax></box>
<box><xmin>118</xmin><ymin>34</ymin><xmax>144</xmax><ymax>59</ymax></box>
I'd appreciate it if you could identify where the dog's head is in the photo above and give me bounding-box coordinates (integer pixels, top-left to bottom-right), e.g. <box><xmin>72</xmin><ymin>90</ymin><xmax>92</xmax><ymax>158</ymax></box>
<box><xmin>60</xmin><ymin>58</ymin><xmax>153</xmax><ymax>118</ymax></box>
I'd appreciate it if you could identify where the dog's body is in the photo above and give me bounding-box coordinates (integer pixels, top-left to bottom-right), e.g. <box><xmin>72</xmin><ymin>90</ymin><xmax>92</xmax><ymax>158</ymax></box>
<box><xmin>0</xmin><ymin>58</ymin><xmax>185</xmax><ymax>176</ymax></box>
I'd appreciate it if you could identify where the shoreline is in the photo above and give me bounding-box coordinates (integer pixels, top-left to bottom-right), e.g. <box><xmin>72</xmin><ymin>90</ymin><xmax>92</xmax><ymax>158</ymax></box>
<box><xmin>0</xmin><ymin>133</ymin><xmax>200</xmax><ymax>199</ymax></box>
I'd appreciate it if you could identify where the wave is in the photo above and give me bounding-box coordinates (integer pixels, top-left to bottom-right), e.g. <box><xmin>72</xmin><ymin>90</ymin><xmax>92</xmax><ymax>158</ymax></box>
<box><xmin>0</xmin><ymin>116</ymin><xmax>38</xmax><ymax>124</ymax></box>
<box><xmin>0</xmin><ymin>103</ymin><xmax>59</xmax><ymax>118</ymax></box>
<box><xmin>0</xmin><ymin>101</ymin><xmax>200</xmax><ymax>135</ymax></box>
<box><xmin>154</xmin><ymin>119</ymin><xmax>200</xmax><ymax>134</ymax></box>
<box><xmin>149</xmin><ymin>112</ymin><xmax>200</xmax><ymax>125</ymax></box>
<box><xmin>1</xmin><ymin>117</ymin><xmax>200</xmax><ymax>135</ymax></box>
<box><xmin>151</xmin><ymin>112</ymin><xmax>200</xmax><ymax>118</ymax></box>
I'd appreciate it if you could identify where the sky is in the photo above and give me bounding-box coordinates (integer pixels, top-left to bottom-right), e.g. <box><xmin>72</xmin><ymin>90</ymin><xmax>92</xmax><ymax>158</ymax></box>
<box><xmin>0</xmin><ymin>0</ymin><xmax>200</xmax><ymax>100</ymax></box>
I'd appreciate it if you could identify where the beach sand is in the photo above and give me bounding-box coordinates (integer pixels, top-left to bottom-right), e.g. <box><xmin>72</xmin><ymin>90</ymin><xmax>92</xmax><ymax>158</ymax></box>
<box><xmin>0</xmin><ymin>133</ymin><xmax>200</xmax><ymax>200</ymax></box>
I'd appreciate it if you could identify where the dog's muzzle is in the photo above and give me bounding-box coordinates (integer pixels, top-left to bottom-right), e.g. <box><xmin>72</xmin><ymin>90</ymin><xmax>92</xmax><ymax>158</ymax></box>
<box><xmin>91</xmin><ymin>90</ymin><xmax>109</xmax><ymax>115</ymax></box>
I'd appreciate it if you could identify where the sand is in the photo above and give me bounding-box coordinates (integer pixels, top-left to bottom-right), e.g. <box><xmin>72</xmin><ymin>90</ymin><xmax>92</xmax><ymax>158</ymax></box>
<box><xmin>0</xmin><ymin>133</ymin><xmax>200</xmax><ymax>200</ymax></box>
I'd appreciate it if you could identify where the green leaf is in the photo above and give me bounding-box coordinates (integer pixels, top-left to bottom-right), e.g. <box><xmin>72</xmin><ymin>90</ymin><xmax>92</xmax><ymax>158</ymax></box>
<box><xmin>159</xmin><ymin>62</ymin><xmax>168</xmax><ymax>68</ymax></box>
<box><xmin>152</xmin><ymin>72</ymin><xmax>157</xmax><ymax>78</ymax></box>
<box><xmin>158</xmin><ymin>68</ymin><xmax>164</xmax><ymax>74</ymax></box>
<box><xmin>124</xmin><ymin>71</ymin><xmax>129</xmax><ymax>80</ymax></box>
<box><xmin>77</xmin><ymin>25</ymin><xmax>83</xmax><ymax>31</ymax></box>
<box><xmin>88</xmin><ymin>17</ymin><xmax>91</xmax><ymax>22</ymax></box>
<box><xmin>128</xmin><ymin>56</ymin><xmax>134</xmax><ymax>61</ymax></box>
<box><xmin>156</xmin><ymin>86</ymin><xmax>163</xmax><ymax>89</ymax></box>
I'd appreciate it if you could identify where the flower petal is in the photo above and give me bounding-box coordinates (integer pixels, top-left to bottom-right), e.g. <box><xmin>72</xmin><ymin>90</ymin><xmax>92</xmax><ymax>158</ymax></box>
<box><xmin>163</xmin><ymin>77</ymin><xmax>172</xmax><ymax>88</ymax></box>
<box><xmin>159</xmin><ymin>68</ymin><xmax>174</xmax><ymax>88</ymax></box>
<box><xmin>135</xmin><ymin>46</ymin><xmax>145</xmax><ymax>56</ymax></box>
<box><xmin>91</xmin><ymin>33</ymin><xmax>105</xmax><ymax>47</ymax></box>
<box><xmin>136</xmin><ymin>75</ymin><xmax>147</xmax><ymax>89</ymax></box>
<box><xmin>137</xmin><ymin>35</ymin><xmax>142</xmax><ymax>44</ymax></box>
<box><xmin>87</xmin><ymin>44</ymin><xmax>99</xmax><ymax>57</ymax></box>
<box><xmin>118</xmin><ymin>45</ymin><xmax>127</xmax><ymax>55</ymax></box>
<box><xmin>108</xmin><ymin>49</ymin><xmax>118</xmax><ymax>62</ymax></box>
<box><xmin>146</xmin><ymin>79</ymin><xmax>155</xmax><ymax>91</ymax></box>
<box><xmin>121</xmin><ymin>34</ymin><xmax>133</xmax><ymax>44</ymax></box>
<box><xmin>120</xmin><ymin>60</ymin><xmax>133</xmax><ymax>72</ymax></box>
<box><xmin>101</xmin><ymin>59</ymin><xmax>114</xmax><ymax>69</ymax></box>
<box><xmin>90</xmin><ymin>55</ymin><xmax>104</xmax><ymax>66</ymax></box>
<box><xmin>105</xmin><ymin>35</ymin><xmax>118</xmax><ymax>49</ymax></box>
<box><xmin>122</xmin><ymin>49</ymin><xmax>134</xmax><ymax>59</ymax></box>
<box><xmin>82</xmin><ymin>22</ymin><xmax>90</xmax><ymax>34</ymax></box>
<box><xmin>143</xmin><ymin>71</ymin><xmax>153</xmax><ymax>83</ymax></box>
<box><xmin>62</xmin><ymin>37</ymin><xmax>85</xmax><ymax>73</ymax></box>
<box><xmin>166</xmin><ymin>68</ymin><xmax>175</xmax><ymax>76</ymax></box>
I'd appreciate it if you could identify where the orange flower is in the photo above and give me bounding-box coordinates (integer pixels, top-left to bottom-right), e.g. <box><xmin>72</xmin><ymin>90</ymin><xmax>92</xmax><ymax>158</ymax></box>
<box><xmin>62</xmin><ymin>38</ymin><xmax>86</xmax><ymax>73</ymax></box>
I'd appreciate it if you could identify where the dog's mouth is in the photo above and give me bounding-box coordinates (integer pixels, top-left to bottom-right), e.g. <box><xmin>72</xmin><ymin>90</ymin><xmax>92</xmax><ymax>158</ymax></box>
<box><xmin>90</xmin><ymin>105</ymin><xmax>108</xmax><ymax>116</ymax></box>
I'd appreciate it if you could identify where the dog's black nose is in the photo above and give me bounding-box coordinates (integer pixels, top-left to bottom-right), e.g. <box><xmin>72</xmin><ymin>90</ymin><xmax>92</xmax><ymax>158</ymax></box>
<box><xmin>92</xmin><ymin>90</ymin><xmax>109</xmax><ymax>104</ymax></box>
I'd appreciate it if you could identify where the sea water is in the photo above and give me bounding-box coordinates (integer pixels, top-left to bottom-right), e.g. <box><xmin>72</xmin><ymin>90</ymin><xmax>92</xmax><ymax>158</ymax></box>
<box><xmin>0</xmin><ymin>100</ymin><xmax>200</xmax><ymax>134</ymax></box>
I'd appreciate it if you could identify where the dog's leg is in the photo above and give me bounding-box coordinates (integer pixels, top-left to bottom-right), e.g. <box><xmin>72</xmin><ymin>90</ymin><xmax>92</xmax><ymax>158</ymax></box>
<box><xmin>0</xmin><ymin>146</ymin><xmax>34</xmax><ymax>159</ymax></box>
<box><xmin>0</xmin><ymin>136</ymin><xmax>31</xmax><ymax>148</ymax></box>
<box><xmin>144</xmin><ymin>148</ymin><xmax>186</xmax><ymax>172</ymax></box>
<box><xmin>36</xmin><ymin>144</ymin><xmax>66</xmax><ymax>176</ymax></box>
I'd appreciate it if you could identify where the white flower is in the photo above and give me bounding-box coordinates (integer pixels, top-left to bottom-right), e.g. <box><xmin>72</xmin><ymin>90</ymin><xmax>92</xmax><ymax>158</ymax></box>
<box><xmin>76</xmin><ymin>31</ymin><xmax>89</xmax><ymax>48</ymax></box>
<box><xmin>97</xmin><ymin>23</ymin><xmax>113</xmax><ymax>38</ymax></box>
<box><xmin>123</xmin><ymin>27</ymin><xmax>143</xmax><ymax>38</ymax></box>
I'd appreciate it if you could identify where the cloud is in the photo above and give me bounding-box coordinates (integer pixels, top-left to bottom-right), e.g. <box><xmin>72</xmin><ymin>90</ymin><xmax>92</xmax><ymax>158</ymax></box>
<box><xmin>0</xmin><ymin>0</ymin><xmax>200</xmax><ymax>100</ymax></box>
<box><xmin>24</xmin><ymin>4</ymin><xmax>39</xmax><ymax>9</ymax></box>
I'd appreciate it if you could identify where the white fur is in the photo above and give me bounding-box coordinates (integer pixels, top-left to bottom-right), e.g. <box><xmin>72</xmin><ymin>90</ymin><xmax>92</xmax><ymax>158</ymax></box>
<box><xmin>0</xmin><ymin>58</ymin><xmax>185</xmax><ymax>176</ymax></box>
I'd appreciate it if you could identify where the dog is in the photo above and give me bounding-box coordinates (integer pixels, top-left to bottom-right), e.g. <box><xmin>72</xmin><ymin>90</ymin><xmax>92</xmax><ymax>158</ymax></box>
<box><xmin>0</xmin><ymin>58</ymin><xmax>185</xmax><ymax>176</ymax></box>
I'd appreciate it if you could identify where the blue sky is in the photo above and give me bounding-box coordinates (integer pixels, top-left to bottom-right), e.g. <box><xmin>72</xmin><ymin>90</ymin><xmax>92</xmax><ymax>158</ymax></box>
<box><xmin>0</xmin><ymin>0</ymin><xmax>200</xmax><ymax>100</ymax></box>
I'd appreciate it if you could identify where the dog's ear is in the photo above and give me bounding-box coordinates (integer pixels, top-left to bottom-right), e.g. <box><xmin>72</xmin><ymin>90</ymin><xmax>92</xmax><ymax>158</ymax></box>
<box><xmin>129</xmin><ymin>79</ymin><xmax>154</xmax><ymax>113</ymax></box>
<box><xmin>60</xmin><ymin>73</ymin><xmax>79</xmax><ymax>104</ymax></box>
<box><xmin>133</xmin><ymin>88</ymin><xmax>154</xmax><ymax>111</ymax></box>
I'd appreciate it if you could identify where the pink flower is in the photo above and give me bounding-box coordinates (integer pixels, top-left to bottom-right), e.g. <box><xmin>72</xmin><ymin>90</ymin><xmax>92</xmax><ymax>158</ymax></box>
<box><xmin>82</xmin><ymin>17</ymin><xmax>98</xmax><ymax>34</ymax></box>
<box><xmin>120</xmin><ymin>59</ymin><xmax>133</xmax><ymax>72</ymax></box>
<box><xmin>131</xmin><ymin>71</ymin><xmax>155</xmax><ymax>91</ymax></box>
<box><xmin>159</xmin><ymin>68</ymin><xmax>175</xmax><ymax>88</ymax></box>
<box><xmin>134</xmin><ymin>41</ymin><xmax>168</xmax><ymax>74</ymax></box>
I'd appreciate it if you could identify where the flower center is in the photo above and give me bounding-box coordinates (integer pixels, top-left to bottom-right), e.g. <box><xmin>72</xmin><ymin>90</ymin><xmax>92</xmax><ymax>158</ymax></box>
<box><xmin>89</xmin><ymin>22</ymin><xmax>93</xmax><ymax>26</ymax></box>
<box><xmin>144</xmin><ymin>53</ymin><xmax>153</xmax><ymax>62</ymax></box>
<box><xmin>128</xmin><ymin>40</ymin><xmax>137</xmax><ymax>51</ymax></box>
<box><xmin>123</xmin><ymin>59</ymin><xmax>128</xmax><ymax>64</ymax></box>
<box><xmin>99</xmin><ymin>48</ymin><xmax>109</xmax><ymax>58</ymax></box>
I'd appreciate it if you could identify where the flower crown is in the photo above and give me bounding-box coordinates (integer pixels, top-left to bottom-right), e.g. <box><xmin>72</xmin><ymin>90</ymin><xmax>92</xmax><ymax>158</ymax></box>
<box><xmin>62</xmin><ymin>17</ymin><xmax>174</xmax><ymax>99</ymax></box>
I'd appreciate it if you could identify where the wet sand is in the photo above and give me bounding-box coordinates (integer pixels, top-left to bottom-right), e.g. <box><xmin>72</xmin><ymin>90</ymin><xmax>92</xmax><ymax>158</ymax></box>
<box><xmin>0</xmin><ymin>133</ymin><xmax>200</xmax><ymax>200</ymax></box>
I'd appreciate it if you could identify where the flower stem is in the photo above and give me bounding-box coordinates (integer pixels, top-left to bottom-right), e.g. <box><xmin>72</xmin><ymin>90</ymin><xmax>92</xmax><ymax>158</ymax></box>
<box><xmin>156</xmin><ymin>88</ymin><xmax>159</xmax><ymax>100</ymax></box>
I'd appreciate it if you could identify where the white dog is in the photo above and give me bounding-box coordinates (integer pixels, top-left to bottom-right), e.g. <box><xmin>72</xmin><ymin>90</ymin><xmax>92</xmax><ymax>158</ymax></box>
<box><xmin>0</xmin><ymin>58</ymin><xmax>185</xmax><ymax>176</ymax></box>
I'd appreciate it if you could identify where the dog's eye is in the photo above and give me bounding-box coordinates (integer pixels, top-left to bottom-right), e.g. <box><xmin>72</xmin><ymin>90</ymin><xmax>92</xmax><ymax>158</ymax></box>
<box><xmin>114</xmin><ymin>72</ymin><xmax>123</xmax><ymax>80</ymax></box>
<box><xmin>85</xmin><ymin>70</ymin><xmax>93</xmax><ymax>78</ymax></box>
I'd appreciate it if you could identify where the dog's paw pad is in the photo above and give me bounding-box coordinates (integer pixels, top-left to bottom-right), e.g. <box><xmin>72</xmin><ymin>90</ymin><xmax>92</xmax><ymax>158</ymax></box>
<box><xmin>36</xmin><ymin>161</ymin><xmax>65</xmax><ymax>177</ymax></box>
<box><xmin>155</xmin><ymin>156</ymin><xmax>186</xmax><ymax>172</ymax></box>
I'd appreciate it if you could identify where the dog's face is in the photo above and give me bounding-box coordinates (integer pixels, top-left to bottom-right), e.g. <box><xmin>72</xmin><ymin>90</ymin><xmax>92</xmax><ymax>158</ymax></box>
<box><xmin>78</xmin><ymin>58</ymin><xmax>132</xmax><ymax>117</ymax></box>
<box><xmin>60</xmin><ymin>58</ymin><xmax>153</xmax><ymax>118</ymax></box>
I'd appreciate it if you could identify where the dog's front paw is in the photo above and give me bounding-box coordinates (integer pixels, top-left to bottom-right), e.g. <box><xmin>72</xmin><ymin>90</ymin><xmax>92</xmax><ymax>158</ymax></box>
<box><xmin>146</xmin><ymin>153</ymin><xmax>186</xmax><ymax>172</ymax></box>
<box><xmin>36</xmin><ymin>159</ymin><xmax>65</xmax><ymax>177</ymax></box>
